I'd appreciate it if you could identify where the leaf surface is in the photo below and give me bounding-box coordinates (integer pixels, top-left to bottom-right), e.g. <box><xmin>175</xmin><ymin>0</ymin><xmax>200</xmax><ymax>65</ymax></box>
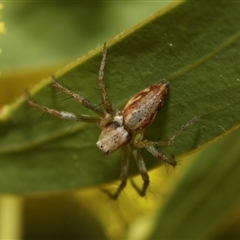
<box><xmin>149</xmin><ymin>127</ymin><xmax>240</xmax><ymax>239</ymax></box>
<box><xmin>0</xmin><ymin>1</ymin><xmax>240</xmax><ymax>194</ymax></box>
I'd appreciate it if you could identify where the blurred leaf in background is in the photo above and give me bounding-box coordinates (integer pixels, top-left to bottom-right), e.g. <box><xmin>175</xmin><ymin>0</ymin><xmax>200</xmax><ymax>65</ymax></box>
<box><xmin>1</xmin><ymin>1</ymin><xmax>169</xmax><ymax>105</ymax></box>
<box><xmin>148</xmin><ymin>128</ymin><xmax>240</xmax><ymax>239</ymax></box>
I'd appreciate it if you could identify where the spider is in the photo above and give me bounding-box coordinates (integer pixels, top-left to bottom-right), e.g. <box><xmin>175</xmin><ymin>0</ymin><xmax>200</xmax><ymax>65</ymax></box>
<box><xmin>26</xmin><ymin>42</ymin><xmax>197</xmax><ymax>199</ymax></box>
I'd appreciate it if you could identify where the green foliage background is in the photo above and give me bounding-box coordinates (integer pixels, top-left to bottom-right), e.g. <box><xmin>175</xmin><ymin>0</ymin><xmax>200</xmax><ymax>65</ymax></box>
<box><xmin>0</xmin><ymin>1</ymin><xmax>240</xmax><ymax>239</ymax></box>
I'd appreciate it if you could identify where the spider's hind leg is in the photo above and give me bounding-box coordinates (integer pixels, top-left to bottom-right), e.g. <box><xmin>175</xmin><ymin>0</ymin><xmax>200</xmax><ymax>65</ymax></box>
<box><xmin>135</xmin><ymin>117</ymin><xmax>199</xmax><ymax>167</ymax></box>
<box><xmin>25</xmin><ymin>90</ymin><xmax>101</xmax><ymax>123</ymax></box>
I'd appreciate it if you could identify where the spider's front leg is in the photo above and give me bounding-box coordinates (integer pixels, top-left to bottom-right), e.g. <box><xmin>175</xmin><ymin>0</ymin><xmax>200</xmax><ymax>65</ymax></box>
<box><xmin>100</xmin><ymin>146</ymin><xmax>129</xmax><ymax>200</ymax></box>
<box><xmin>100</xmin><ymin>146</ymin><xmax>150</xmax><ymax>198</ymax></box>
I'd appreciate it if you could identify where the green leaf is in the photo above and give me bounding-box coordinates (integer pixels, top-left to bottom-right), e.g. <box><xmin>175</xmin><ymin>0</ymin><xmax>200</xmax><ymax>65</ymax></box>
<box><xmin>1</xmin><ymin>2</ymin><xmax>169</xmax><ymax>71</ymax></box>
<box><xmin>0</xmin><ymin>0</ymin><xmax>240</xmax><ymax>194</ymax></box>
<box><xmin>149</xmin><ymin>127</ymin><xmax>240</xmax><ymax>239</ymax></box>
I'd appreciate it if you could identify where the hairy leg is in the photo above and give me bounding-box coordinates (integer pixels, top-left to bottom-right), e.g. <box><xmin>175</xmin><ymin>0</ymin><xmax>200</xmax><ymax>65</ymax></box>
<box><xmin>98</xmin><ymin>42</ymin><xmax>114</xmax><ymax>114</ymax></box>
<box><xmin>52</xmin><ymin>77</ymin><xmax>105</xmax><ymax>117</ymax></box>
<box><xmin>131</xmin><ymin>148</ymin><xmax>150</xmax><ymax>197</ymax></box>
<box><xmin>100</xmin><ymin>146</ymin><xmax>129</xmax><ymax>200</ymax></box>
<box><xmin>26</xmin><ymin>92</ymin><xmax>100</xmax><ymax>123</ymax></box>
<box><xmin>138</xmin><ymin>117</ymin><xmax>199</xmax><ymax>148</ymax></box>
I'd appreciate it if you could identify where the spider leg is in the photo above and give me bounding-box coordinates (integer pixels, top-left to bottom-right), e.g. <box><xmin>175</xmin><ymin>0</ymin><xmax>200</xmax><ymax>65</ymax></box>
<box><xmin>145</xmin><ymin>145</ymin><xmax>176</xmax><ymax>167</ymax></box>
<box><xmin>134</xmin><ymin>117</ymin><xmax>198</xmax><ymax>167</ymax></box>
<box><xmin>131</xmin><ymin>148</ymin><xmax>150</xmax><ymax>197</ymax></box>
<box><xmin>120</xmin><ymin>146</ymin><xmax>129</xmax><ymax>181</ymax></box>
<box><xmin>100</xmin><ymin>146</ymin><xmax>129</xmax><ymax>200</ymax></box>
<box><xmin>25</xmin><ymin>91</ymin><xmax>101</xmax><ymax>123</ymax></box>
<box><xmin>139</xmin><ymin>117</ymin><xmax>199</xmax><ymax>147</ymax></box>
<box><xmin>52</xmin><ymin>76</ymin><xmax>105</xmax><ymax>117</ymax></box>
<box><xmin>98</xmin><ymin>42</ymin><xmax>115</xmax><ymax>114</ymax></box>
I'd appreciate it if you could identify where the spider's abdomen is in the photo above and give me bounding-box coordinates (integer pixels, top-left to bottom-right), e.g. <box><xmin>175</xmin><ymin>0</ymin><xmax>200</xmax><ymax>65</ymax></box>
<box><xmin>96</xmin><ymin>116</ymin><xmax>131</xmax><ymax>154</ymax></box>
<box><xmin>123</xmin><ymin>80</ymin><xmax>169</xmax><ymax>131</ymax></box>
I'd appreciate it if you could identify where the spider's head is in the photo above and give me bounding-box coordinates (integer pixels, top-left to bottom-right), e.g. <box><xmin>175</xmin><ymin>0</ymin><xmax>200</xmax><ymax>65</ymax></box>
<box><xmin>96</xmin><ymin>115</ymin><xmax>131</xmax><ymax>154</ymax></box>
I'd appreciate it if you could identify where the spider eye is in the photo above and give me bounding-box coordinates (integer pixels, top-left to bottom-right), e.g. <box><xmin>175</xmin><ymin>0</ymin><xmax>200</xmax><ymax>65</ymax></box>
<box><xmin>99</xmin><ymin>144</ymin><xmax>110</xmax><ymax>154</ymax></box>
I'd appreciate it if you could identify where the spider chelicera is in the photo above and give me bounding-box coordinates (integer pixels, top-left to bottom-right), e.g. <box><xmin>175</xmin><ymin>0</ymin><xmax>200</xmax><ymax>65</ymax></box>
<box><xmin>26</xmin><ymin>42</ymin><xmax>197</xmax><ymax>199</ymax></box>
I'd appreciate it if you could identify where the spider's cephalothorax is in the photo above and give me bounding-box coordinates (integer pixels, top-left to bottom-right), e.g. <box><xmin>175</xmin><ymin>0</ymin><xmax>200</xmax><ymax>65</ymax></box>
<box><xmin>26</xmin><ymin>42</ymin><xmax>197</xmax><ymax>199</ymax></box>
<box><xmin>97</xmin><ymin>114</ymin><xmax>131</xmax><ymax>154</ymax></box>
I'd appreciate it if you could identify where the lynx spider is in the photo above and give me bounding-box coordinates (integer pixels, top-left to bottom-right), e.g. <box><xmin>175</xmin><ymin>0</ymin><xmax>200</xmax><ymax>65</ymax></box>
<box><xmin>26</xmin><ymin>42</ymin><xmax>197</xmax><ymax>199</ymax></box>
